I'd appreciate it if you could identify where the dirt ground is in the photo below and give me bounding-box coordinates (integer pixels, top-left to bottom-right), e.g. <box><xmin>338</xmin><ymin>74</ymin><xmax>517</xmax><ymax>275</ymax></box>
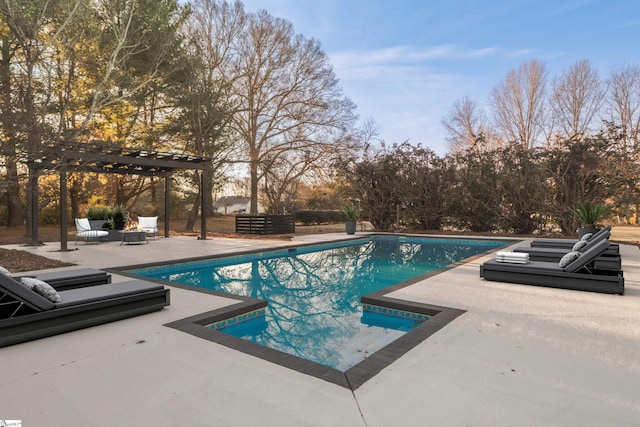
<box><xmin>1</xmin><ymin>218</ymin><xmax>638</xmax><ymax>273</ymax></box>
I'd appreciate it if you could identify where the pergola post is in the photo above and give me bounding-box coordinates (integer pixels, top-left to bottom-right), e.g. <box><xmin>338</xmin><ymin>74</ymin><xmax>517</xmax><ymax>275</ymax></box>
<box><xmin>60</xmin><ymin>171</ymin><xmax>68</xmax><ymax>251</ymax></box>
<box><xmin>164</xmin><ymin>176</ymin><xmax>170</xmax><ymax>238</ymax></box>
<box><xmin>200</xmin><ymin>170</ymin><xmax>207</xmax><ymax>240</ymax></box>
<box><xmin>43</xmin><ymin>141</ymin><xmax>210</xmax><ymax>251</ymax></box>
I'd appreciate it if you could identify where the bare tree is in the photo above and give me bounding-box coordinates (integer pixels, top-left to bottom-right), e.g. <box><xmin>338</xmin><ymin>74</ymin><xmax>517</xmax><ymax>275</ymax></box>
<box><xmin>0</xmin><ymin>30</ymin><xmax>24</xmax><ymax>226</ymax></box>
<box><xmin>604</xmin><ymin>65</ymin><xmax>640</xmax><ymax>221</ymax></box>
<box><xmin>490</xmin><ymin>59</ymin><xmax>548</xmax><ymax>149</ymax></box>
<box><xmin>442</xmin><ymin>96</ymin><xmax>498</xmax><ymax>153</ymax></box>
<box><xmin>606</xmin><ymin>64</ymin><xmax>640</xmax><ymax>153</ymax></box>
<box><xmin>550</xmin><ymin>59</ymin><xmax>606</xmax><ymax>141</ymax></box>
<box><xmin>230</xmin><ymin>9</ymin><xmax>357</xmax><ymax>214</ymax></box>
<box><xmin>179</xmin><ymin>0</ymin><xmax>243</xmax><ymax>230</ymax></box>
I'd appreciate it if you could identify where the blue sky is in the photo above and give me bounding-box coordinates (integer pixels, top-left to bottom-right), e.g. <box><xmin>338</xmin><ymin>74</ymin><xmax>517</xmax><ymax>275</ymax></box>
<box><xmin>240</xmin><ymin>0</ymin><xmax>640</xmax><ymax>155</ymax></box>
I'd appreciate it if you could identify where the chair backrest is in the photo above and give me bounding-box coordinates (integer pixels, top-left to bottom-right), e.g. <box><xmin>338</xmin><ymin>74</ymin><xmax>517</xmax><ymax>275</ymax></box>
<box><xmin>138</xmin><ymin>216</ymin><xmax>158</xmax><ymax>229</ymax></box>
<box><xmin>75</xmin><ymin>218</ymin><xmax>91</xmax><ymax>232</ymax></box>
<box><xmin>0</xmin><ymin>272</ymin><xmax>55</xmax><ymax>312</ymax></box>
<box><xmin>564</xmin><ymin>239</ymin><xmax>611</xmax><ymax>273</ymax></box>
<box><xmin>582</xmin><ymin>230</ymin><xmax>610</xmax><ymax>248</ymax></box>
<box><xmin>586</xmin><ymin>225</ymin><xmax>611</xmax><ymax>241</ymax></box>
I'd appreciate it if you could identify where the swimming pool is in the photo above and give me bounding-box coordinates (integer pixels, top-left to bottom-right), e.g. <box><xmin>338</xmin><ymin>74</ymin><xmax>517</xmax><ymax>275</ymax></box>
<box><xmin>127</xmin><ymin>235</ymin><xmax>508</xmax><ymax>377</ymax></box>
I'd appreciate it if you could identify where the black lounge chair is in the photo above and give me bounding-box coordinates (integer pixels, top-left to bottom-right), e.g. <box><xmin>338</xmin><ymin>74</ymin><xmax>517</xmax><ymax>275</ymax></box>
<box><xmin>530</xmin><ymin>226</ymin><xmax>619</xmax><ymax>254</ymax></box>
<box><xmin>512</xmin><ymin>247</ymin><xmax>621</xmax><ymax>270</ymax></box>
<box><xmin>0</xmin><ymin>272</ymin><xmax>170</xmax><ymax>348</ymax></box>
<box><xmin>513</xmin><ymin>230</ymin><xmax>621</xmax><ymax>270</ymax></box>
<box><xmin>480</xmin><ymin>239</ymin><xmax>624</xmax><ymax>295</ymax></box>
<box><xmin>15</xmin><ymin>268</ymin><xmax>111</xmax><ymax>290</ymax></box>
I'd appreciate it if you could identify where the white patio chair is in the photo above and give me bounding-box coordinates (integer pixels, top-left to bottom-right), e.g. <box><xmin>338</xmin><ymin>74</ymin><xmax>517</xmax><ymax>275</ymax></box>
<box><xmin>137</xmin><ymin>216</ymin><xmax>159</xmax><ymax>240</ymax></box>
<box><xmin>75</xmin><ymin>218</ymin><xmax>109</xmax><ymax>245</ymax></box>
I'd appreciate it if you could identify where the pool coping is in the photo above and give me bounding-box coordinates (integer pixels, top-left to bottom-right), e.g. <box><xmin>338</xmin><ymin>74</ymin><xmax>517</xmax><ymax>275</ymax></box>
<box><xmin>110</xmin><ymin>234</ymin><xmax>518</xmax><ymax>390</ymax></box>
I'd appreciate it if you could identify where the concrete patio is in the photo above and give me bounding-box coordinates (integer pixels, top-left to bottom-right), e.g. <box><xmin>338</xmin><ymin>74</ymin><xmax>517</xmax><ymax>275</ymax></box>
<box><xmin>1</xmin><ymin>233</ymin><xmax>639</xmax><ymax>426</ymax></box>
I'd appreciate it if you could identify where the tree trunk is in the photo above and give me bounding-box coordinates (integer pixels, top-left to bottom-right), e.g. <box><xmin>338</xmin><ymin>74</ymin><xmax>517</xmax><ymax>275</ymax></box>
<box><xmin>26</xmin><ymin>167</ymin><xmax>39</xmax><ymax>243</ymax></box>
<box><xmin>5</xmin><ymin>157</ymin><xmax>24</xmax><ymax>226</ymax></box>
<box><xmin>69</xmin><ymin>175</ymin><xmax>81</xmax><ymax>220</ymax></box>
<box><xmin>204</xmin><ymin>166</ymin><xmax>214</xmax><ymax>215</ymax></box>
<box><xmin>0</xmin><ymin>36</ymin><xmax>23</xmax><ymax>226</ymax></box>
<box><xmin>185</xmin><ymin>171</ymin><xmax>201</xmax><ymax>231</ymax></box>
<box><xmin>249</xmin><ymin>159</ymin><xmax>259</xmax><ymax>214</ymax></box>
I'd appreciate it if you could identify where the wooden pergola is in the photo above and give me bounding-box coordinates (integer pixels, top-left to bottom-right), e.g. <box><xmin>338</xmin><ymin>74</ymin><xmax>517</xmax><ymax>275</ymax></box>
<box><xmin>30</xmin><ymin>140</ymin><xmax>211</xmax><ymax>251</ymax></box>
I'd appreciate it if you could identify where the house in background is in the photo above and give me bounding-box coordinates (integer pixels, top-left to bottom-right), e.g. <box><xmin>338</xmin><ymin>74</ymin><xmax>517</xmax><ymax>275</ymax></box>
<box><xmin>213</xmin><ymin>196</ymin><xmax>264</xmax><ymax>215</ymax></box>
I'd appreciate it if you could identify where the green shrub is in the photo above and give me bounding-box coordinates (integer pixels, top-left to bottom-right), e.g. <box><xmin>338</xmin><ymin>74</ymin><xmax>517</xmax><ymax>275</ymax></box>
<box><xmin>294</xmin><ymin>210</ymin><xmax>343</xmax><ymax>225</ymax></box>
<box><xmin>569</xmin><ymin>201</ymin><xmax>609</xmax><ymax>226</ymax></box>
<box><xmin>85</xmin><ymin>205</ymin><xmax>128</xmax><ymax>229</ymax></box>
<box><xmin>86</xmin><ymin>206</ymin><xmax>110</xmax><ymax>220</ymax></box>
<box><xmin>39</xmin><ymin>204</ymin><xmax>62</xmax><ymax>225</ymax></box>
<box><xmin>342</xmin><ymin>204</ymin><xmax>360</xmax><ymax>220</ymax></box>
<box><xmin>111</xmin><ymin>205</ymin><xmax>127</xmax><ymax>229</ymax></box>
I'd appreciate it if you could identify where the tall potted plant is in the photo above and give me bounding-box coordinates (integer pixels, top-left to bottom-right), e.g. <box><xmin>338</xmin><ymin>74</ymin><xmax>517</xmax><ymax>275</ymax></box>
<box><xmin>85</xmin><ymin>205</ymin><xmax>128</xmax><ymax>241</ymax></box>
<box><xmin>570</xmin><ymin>201</ymin><xmax>609</xmax><ymax>238</ymax></box>
<box><xmin>86</xmin><ymin>206</ymin><xmax>110</xmax><ymax>230</ymax></box>
<box><xmin>343</xmin><ymin>204</ymin><xmax>360</xmax><ymax>235</ymax></box>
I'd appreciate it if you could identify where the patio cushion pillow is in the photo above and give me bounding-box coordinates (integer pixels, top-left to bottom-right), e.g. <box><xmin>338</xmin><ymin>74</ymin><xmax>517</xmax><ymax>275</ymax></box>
<box><xmin>21</xmin><ymin>277</ymin><xmax>62</xmax><ymax>303</ymax></box>
<box><xmin>558</xmin><ymin>251</ymin><xmax>581</xmax><ymax>268</ymax></box>
<box><xmin>0</xmin><ymin>266</ymin><xmax>12</xmax><ymax>277</ymax></box>
<box><xmin>580</xmin><ymin>233</ymin><xmax>593</xmax><ymax>241</ymax></box>
<box><xmin>572</xmin><ymin>240</ymin><xmax>588</xmax><ymax>251</ymax></box>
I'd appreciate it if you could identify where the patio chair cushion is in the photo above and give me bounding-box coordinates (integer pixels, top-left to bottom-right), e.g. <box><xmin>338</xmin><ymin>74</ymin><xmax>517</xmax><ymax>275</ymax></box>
<box><xmin>580</xmin><ymin>233</ymin><xmax>593</xmax><ymax>241</ymax></box>
<box><xmin>137</xmin><ymin>216</ymin><xmax>158</xmax><ymax>233</ymax></box>
<box><xmin>76</xmin><ymin>217</ymin><xmax>92</xmax><ymax>231</ymax></box>
<box><xmin>572</xmin><ymin>240</ymin><xmax>588</xmax><ymax>251</ymax></box>
<box><xmin>75</xmin><ymin>217</ymin><xmax>109</xmax><ymax>243</ymax></box>
<box><xmin>558</xmin><ymin>251</ymin><xmax>580</xmax><ymax>268</ymax></box>
<box><xmin>77</xmin><ymin>230</ymin><xmax>109</xmax><ymax>238</ymax></box>
<box><xmin>0</xmin><ymin>266</ymin><xmax>12</xmax><ymax>277</ymax></box>
<box><xmin>20</xmin><ymin>277</ymin><xmax>62</xmax><ymax>303</ymax></box>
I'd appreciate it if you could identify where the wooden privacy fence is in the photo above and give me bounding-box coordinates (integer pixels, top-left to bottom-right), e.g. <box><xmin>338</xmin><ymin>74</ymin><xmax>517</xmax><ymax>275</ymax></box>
<box><xmin>235</xmin><ymin>214</ymin><xmax>295</xmax><ymax>235</ymax></box>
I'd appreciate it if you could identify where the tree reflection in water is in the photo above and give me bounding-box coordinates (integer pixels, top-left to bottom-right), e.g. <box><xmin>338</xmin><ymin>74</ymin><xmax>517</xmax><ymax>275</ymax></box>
<box><xmin>137</xmin><ymin>237</ymin><xmax>504</xmax><ymax>370</ymax></box>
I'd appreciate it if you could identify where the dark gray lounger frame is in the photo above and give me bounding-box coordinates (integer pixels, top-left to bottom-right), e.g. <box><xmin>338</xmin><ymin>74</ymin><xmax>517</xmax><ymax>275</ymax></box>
<box><xmin>530</xmin><ymin>226</ymin><xmax>619</xmax><ymax>254</ymax></box>
<box><xmin>530</xmin><ymin>240</ymin><xmax>620</xmax><ymax>254</ymax></box>
<box><xmin>480</xmin><ymin>239</ymin><xmax>624</xmax><ymax>295</ymax></box>
<box><xmin>15</xmin><ymin>268</ymin><xmax>111</xmax><ymax>290</ymax></box>
<box><xmin>513</xmin><ymin>246</ymin><xmax>621</xmax><ymax>270</ymax></box>
<box><xmin>514</xmin><ymin>229</ymin><xmax>621</xmax><ymax>270</ymax></box>
<box><xmin>0</xmin><ymin>273</ymin><xmax>170</xmax><ymax>347</ymax></box>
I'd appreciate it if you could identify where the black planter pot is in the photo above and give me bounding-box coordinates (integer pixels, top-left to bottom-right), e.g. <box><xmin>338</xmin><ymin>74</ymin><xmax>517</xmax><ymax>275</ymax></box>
<box><xmin>345</xmin><ymin>220</ymin><xmax>357</xmax><ymax>235</ymax></box>
<box><xmin>578</xmin><ymin>225</ymin><xmax>598</xmax><ymax>239</ymax></box>
<box><xmin>87</xmin><ymin>221</ymin><xmax>123</xmax><ymax>241</ymax></box>
<box><xmin>89</xmin><ymin>219</ymin><xmax>107</xmax><ymax>230</ymax></box>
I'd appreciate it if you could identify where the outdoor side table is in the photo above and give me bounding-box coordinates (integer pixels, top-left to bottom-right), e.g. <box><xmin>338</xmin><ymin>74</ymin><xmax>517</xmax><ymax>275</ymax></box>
<box><xmin>119</xmin><ymin>230</ymin><xmax>147</xmax><ymax>245</ymax></box>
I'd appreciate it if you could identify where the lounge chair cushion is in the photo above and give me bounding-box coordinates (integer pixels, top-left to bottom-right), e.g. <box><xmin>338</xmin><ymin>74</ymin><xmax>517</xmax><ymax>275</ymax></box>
<box><xmin>0</xmin><ymin>266</ymin><xmax>12</xmax><ymax>277</ymax></box>
<box><xmin>55</xmin><ymin>280</ymin><xmax>165</xmax><ymax>308</ymax></box>
<box><xmin>558</xmin><ymin>251</ymin><xmax>580</xmax><ymax>268</ymax></box>
<box><xmin>20</xmin><ymin>277</ymin><xmax>62</xmax><ymax>303</ymax></box>
<box><xmin>572</xmin><ymin>240</ymin><xmax>588</xmax><ymax>251</ymax></box>
<box><xmin>580</xmin><ymin>233</ymin><xmax>592</xmax><ymax>241</ymax></box>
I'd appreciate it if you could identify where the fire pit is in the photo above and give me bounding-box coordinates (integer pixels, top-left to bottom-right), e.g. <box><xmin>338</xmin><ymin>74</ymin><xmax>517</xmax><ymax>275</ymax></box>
<box><xmin>119</xmin><ymin>230</ymin><xmax>147</xmax><ymax>245</ymax></box>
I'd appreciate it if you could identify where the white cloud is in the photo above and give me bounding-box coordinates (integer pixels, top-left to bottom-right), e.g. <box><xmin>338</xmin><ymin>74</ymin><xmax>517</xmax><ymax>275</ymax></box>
<box><xmin>616</xmin><ymin>19</ymin><xmax>640</xmax><ymax>29</ymax></box>
<box><xmin>329</xmin><ymin>44</ymin><xmax>525</xmax><ymax>71</ymax></box>
<box><xmin>326</xmin><ymin>44</ymin><xmax>509</xmax><ymax>154</ymax></box>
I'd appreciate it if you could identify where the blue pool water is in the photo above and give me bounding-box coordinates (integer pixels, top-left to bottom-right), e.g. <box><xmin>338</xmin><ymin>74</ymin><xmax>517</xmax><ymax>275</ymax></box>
<box><xmin>128</xmin><ymin>236</ymin><xmax>507</xmax><ymax>370</ymax></box>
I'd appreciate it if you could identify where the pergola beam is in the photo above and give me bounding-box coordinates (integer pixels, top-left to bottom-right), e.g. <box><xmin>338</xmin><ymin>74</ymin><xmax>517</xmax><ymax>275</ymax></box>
<box><xmin>28</xmin><ymin>140</ymin><xmax>211</xmax><ymax>249</ymax></box>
